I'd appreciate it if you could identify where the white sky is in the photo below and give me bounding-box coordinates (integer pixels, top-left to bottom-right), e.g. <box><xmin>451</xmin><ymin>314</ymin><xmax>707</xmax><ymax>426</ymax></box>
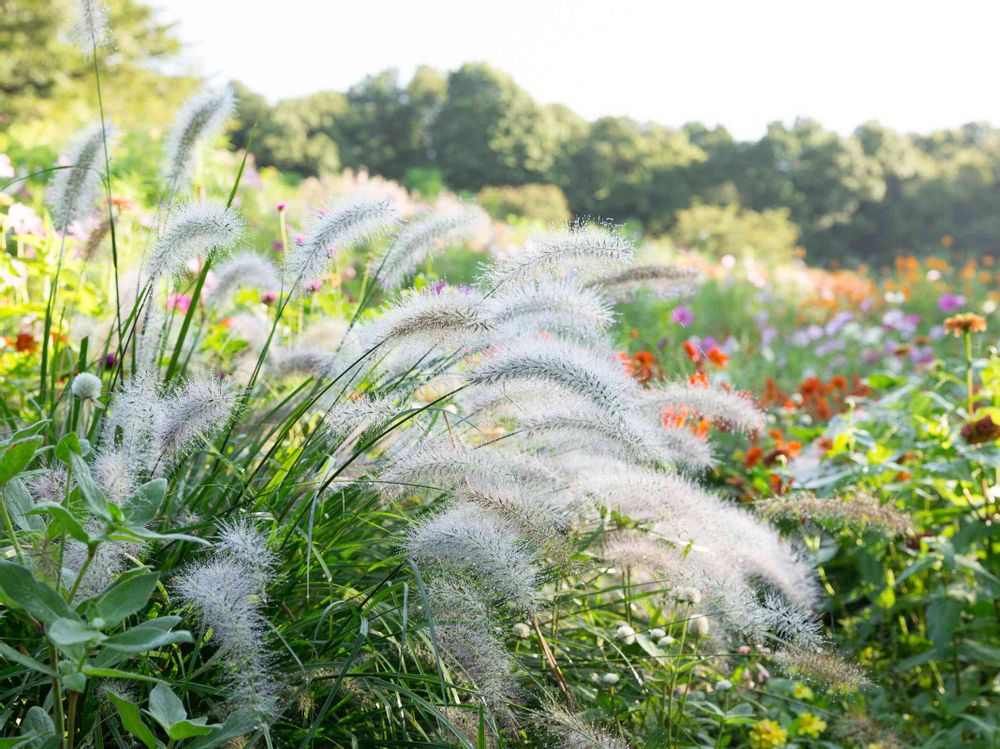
<box><xmin>152</xmin><ymin>0</ymin><xmax>1000</xmax><ymax>140</ymax></box>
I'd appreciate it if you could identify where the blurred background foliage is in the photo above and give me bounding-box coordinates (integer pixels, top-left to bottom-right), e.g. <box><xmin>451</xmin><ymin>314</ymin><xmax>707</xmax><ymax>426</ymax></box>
<box><xmin>7</xmin><ymin>0</ymin><xmax>1000</xmax><ymax>268</ymax></box>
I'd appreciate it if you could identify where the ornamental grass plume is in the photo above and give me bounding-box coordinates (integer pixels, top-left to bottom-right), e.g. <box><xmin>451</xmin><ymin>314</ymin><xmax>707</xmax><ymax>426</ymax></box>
<box><xmin>357</xmin><ymin>289</ymin><xmax>493</xmax><ymax>351</ymax></box>
<box><xmin>584</xmin><ymin>264</ymin><xmax>702</xmax><ymax>302</ymax></box>
<box><xmin>162</xmin><ymin>86</ymin><xmax>236</xmax><ymax>194</ymax></box>
<box><xmin>145</xmin><ymin>201</ymin><xmax>244</xmax><ymax>281</ymax></box>
<box><xmin>47</xmin><ymin>122</ymin><xmax>110</xmax><ymax>230</ymax></box>
<box><xmin>154</xmin><ymin>373</ymin><xmax>240</xmax><ymax>469</ymax></box>
<box><xmin>642</xmin><ymin>381</ymin><xmax>764</xmax><ymax>434</ymax></box>
<box><xmin>772</xmin><ymin>646</ymin><xmax>869</xmax><ymax>693</ymax></box>
<box><xmin>206</xmin><ymin>252</ymin><xmax>281</xmax><ymax>306</ymax></box>
<box><xmin>484</xmin><ymin>279</ymin><xmax>614</xmax><ymax>345</ymax></box>
<box><xmin>372</xmin><ymin>205</ymin><xmax>488</xmax><ymax>288</ymax></box>
<box><xmin>284</xmin><ymin>196</ymin><xmax>399</xmax><ymax>290</ymax></box>
<box><xmin>405</xmin><ymin>503</ymin><xmax>539</xmax><ymax>609</ymax></box>
<box><xmin>481</xmin><ymin>221</ymin><xmax>635</xmax><ymax>290</ymax></box>
<box><xmin>544</xmin><ymin>704</ymin><xmax>630</xmax><ymax>749</ymax></box>
<box><xmin>470</xmin><ymin>338</ymin><xmax>641</xmax><ymax>417</ymax></box>
<box><xmin>69</xmin><ymin>0</ymin><xmax>111</xmax><ymax>55</ymax></box>
<box><xmin>759</xmin><ymin>492</ymin><xmax>912</xmax><ymax>535</ymax></box>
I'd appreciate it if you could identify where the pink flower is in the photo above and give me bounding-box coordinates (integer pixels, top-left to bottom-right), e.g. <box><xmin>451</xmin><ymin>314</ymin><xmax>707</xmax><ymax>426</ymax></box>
<box><xmin>277</xmin><ymin>202</ymin><xmax>287</xmax><ymax>212</ymax></box>
<box><xmin>262</xmin><ymin>292</ymin><xmax>277</xmax><ymax>304</ymax></box>
<box><xmin>0</xmin><ymin>154</ymin><xmax>14</xmax><ymax>180</ymax></box>
<box><xmin>671</xmin><ymin>306</ymin><xmax>694</xmax><ymax>326</ymax></box>
<box><xmin>738</xmin><ymin>645</ymin><xmax>751</xmax><ymax>655</ymax></box>
<box><xmin>166</xmin><ymin>293</ymin><xmax>192</xmax><ymax>313</ymax></box>
<box><xmin>304</xmin><ymin>279</ymin><xmax>323</xmax><ymax>294</ymax></box>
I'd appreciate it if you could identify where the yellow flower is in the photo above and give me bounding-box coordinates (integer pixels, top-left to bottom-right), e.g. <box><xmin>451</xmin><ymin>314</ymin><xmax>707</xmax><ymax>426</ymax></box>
<box><xmin>792</xmin><ymin>682</ymin><xmax>814</xmax><ymax>701</ymax></box>
<box><xmin>797</xmin><ymin>713</ymin><xmax>827</xmax><ymax>739</ymax></box>
<box><xmin>749</xmin><ymin>719</ymin><xmax>788</xmax><ymax>749</ymax></box>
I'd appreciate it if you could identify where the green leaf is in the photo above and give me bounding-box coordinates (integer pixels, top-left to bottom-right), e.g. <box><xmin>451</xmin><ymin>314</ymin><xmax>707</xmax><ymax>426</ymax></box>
<box><xmin>102</xmin><ymin>623</ymin><xmax>193</xmax><ymax>654</ymax></box>
<box><xmin>926</xmin><ymin>596</ymin><xmax>964</xmax><ymax>651</ymax></box>
<box><xmin>107</xmin><ymin>691</ymin><xmax>159</xmax><ymax>749</ymax></box>
<box><xmin>121</xmin><ymin>480</ymin><xmax>166</xmax><ymax>525</ymax></box>
<box><xmin>186</xmin><ymin>710</ymin><xmax>257</xmax><ymax>749</ymax></box>
<box><xmin>4</xmin><ymin>478</ymin><xmax>43</xmax><ymax>532</ymax></box>
<box><xmin>0</xmin><ymin>437</ymin><xmax>42</xmax><ymax>485</ymax></box>
<box><xmin>92</xmin><ymin>572</ymin><xmax>159</xmax><ymax>628</ymax></box>
<box><xmin>28</xmin><ymin>503</ymin><xmax>90</xmax><ymax>543</ymax></box>
<box><xmin>167</xmin><ymin>720</ymin><xmax>218</xmax><ymax>741</ymax></box>
<box><xmin>68</xmin><ymin>452</ymin><xmax>110</xmax><ymax>520</ymax></box>
<box><xmin>47</xmin><ymin>618</ymin><xmax>106</xmax><ymax>648</ymax></box>
<box><xmin>53</xmin><ymin>433</ymin><xmax>83</xmax><ymax>464</ymax></box>
<box><xmin>147</xmin><ymin>683</ymin><xmax>187</xmax><ymax>733</ymax></box>
<box><xmin>0</xmin><ymin>641</ymin><xmax>56</xmax><ymax>676</ymax></box>
<box><xmin>61</xmin><ymin>671</ymin><xmax>86</xmax><ymax>693</ymax></box>
<box><xmin>21</xmin><ymin>706</ymin><xmax>55</xmax><ymax>748</ymax></box>
<box><xmin>108</xmin><ymin>524</ymin><xmax>209</xmax><ymax>546</ymax></box>
<box><xmin>0</xmin><ymin>559</ymin><xmax>76</xmax><ymax>625</ymax></box>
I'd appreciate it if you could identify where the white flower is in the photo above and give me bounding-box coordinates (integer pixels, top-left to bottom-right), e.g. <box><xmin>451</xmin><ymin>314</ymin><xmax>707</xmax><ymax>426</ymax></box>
<box><xmin>675</xmin><ymin>587</ymin><xmax>702</xmax><ymax>604</ymax></box>
<box><xmin>657</xmin><ymin>635</ymin><xmax>676</xmax><ymax>647</ymax></box>
<box><xmin>615</xmin><ymin>624</ymin><xmax>636</xmax><ymax>645</ymax></box>
<box><xmin>716</xmin><ymin>679</ymin><xmax>732</xmax><ymax>691</ymax></box>
<box><xmin>71</xmin><ymin>372</ymin><xmax>102</xmax><ymax>400</ymax></box>
<box><xmin>512</xmin><ymin>622</ymin><xmax>531</xmax><ymax>639</ymax></box>
<box><xmin>648</xmin><ymin>627</ymin><xmax>666</xmax><ymax>639</ymax></box>
<box><xmin>600</xmin><ymin>672</ymin><xmax>620</xmax><ymax>685</ymax></box>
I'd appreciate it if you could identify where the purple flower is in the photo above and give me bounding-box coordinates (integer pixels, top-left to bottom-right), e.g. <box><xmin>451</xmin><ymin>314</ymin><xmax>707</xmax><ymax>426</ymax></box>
<box><xmin>671</xmin><ymin>306</ymin><xmax>694</xmax><ymax>326</ymax></box>
<box><xmin>825</xmin><ymin>311</ymin><xmax>853</xmax><ymax>336</ymax></box>
<box><xmin>937</xmin><ymin>294</ymin><xmax>965</xmax><ymax>313</ymax></box>
<box><xmin>102</xmin><ymin>352</ymin><xmax>117</xmax><ymax>369</ymax></box>
<box><xmin>760</xmin><ymin>326</ymin><xmax>778</xmax><ymax>348</ymax></box>
<box><xmin>272</xmin><ymin>240</ymin><xmax>284</xmax><ymax>252</ymax></box>
<box><xmin>430</xmin><ymin>280</ymin><xmax>447</xmax><ymax>295</ymax></box>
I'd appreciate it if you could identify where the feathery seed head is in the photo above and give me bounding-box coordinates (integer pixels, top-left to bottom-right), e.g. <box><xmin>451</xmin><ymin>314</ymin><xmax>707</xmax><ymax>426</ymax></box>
<box><xmin>482</xmin><ymin>221</ymin><xmax>635</xmax><ymax>290</ymax></box>
<box><xmin>47</xmin><ymin>122</ymin><xmax>109</xmax><ymax>230</ymax></box>
<box><xmin>284</xmin><ymin>196</ymin><xmax>399</xmax><ymax>290</ymax></box>
<box><xmin>147</xmin><ymin>201</ymin><xmax>244</xmax><ymax>281</ymax></box>
<box><xmin>155</xmin><ymin>374</ymin><xmax>240</xmax><ymax>468</ymax></box>
<box><xmin>215</xmin><ymin>520</ymin><xmax>276</xmax><ymax>593</ymax></box>
<box><xmin>585</xmin><ymin>264</ymin><xmax>702</xmax><ymax>303</ymax></box>
<box><xmin>373</xmin><ymin>206</ymin><xmax>488</xmax><ymax>288</ymax></box>
<box><xmin>162</xmin><ymin>86</ymin><xmax>235</xmax><ymax>193</ymax></box>
<box><xmin>69</xmin><ymin>0</ymin><xmax>111</xmax><ymax>56</ymax></box>
<box><xmin>206</xmin><ymin>252</ymin><xmax>280</xmax><ymax>306</ymax></box>
<box><xmin>642</xmin><ymin>382</ymin><xmax>764</xmax><ymax>434</ymax></box>
<box><xmin>484</xmin><ymin>278</ymin><xmax>614</xmax><ymax>345</ymax></box>
<box><xmin>359</xmin><ymin>289</ymin><xmax>493</xmax><ymax>351</ymax></box>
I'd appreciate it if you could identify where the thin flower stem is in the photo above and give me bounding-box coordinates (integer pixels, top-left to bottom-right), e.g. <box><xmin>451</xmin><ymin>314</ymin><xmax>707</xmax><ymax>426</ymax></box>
<box><xmin>0</xmin><ymin>488</ymin><xmax>26</xmax><ymax>564</ymax></box>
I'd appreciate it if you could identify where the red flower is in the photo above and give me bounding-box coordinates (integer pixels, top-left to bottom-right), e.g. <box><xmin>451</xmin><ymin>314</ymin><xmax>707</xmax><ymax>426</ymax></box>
<box><xmin>706</xmin><ymin>347</ymin><xmax>729</xmax><ymax>368</ymax></box>
<box><xmin>683</xmin><ymin>340</ymin><xmax>700</xmax><ymax>362</ymax></box>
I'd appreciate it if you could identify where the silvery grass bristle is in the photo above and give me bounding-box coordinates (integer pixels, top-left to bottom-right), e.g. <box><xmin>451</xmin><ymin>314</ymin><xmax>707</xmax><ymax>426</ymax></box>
<box><xmin>543</xmin><ymin>704</ymin><xmax>631</xmax><ymax>749</ymax></box>
<box><xmin>162</xmin><ymin>86</ymin><xmax>235</xmax><ymax>194</ymax></box>
<box><xmin>405</xmin><ymin>503</ymin><xmax>539</xmax><ymax>610</ymax></box>
<box><xmin>484</xmin><ymin>278</ymin><xmax>614</xmax><ymax>345</ymax></box>
<box><xmin>323</xmin><ymin>394</ymin><xmax>402</xmax><ymax>443</ymax></box>
<box><xmin>215</xmin><ymin>519</ymin><xmax>277</xmax><ymax>593</ymax></box>
<box><xmin>372</xmin><ymin>205</ymin><xmax>488</xmax><ymax>288</ymax></box>
<box><xmin>437</xmin><ymin>623</ymin><xmax>519</xmax><ymax>725</ymax></box>
<box><xmin>46</xmin><ymin>122</ymin><xmax>110</xmax><ymax>230</ymax></box>
<box><xmin>284</xmin><ymin>196</ymin><xmax>399</xmax><ymax>291</ymax></box>
<box><xmin>154</xmin><ymin>373</ymin><xmax>240</xmax><ymax>470</ymax></box>
<box><xmin>100</xmin><ymin>369</ymin><xmax>163</xmax><ymax>477</ymax></box>
<box><xmin>145</xmin><ymin>201</ymin><xmax>244</xmax><ymax>281</ymax></box>
<box><xmin>452</xmin><ymin>484</ymin><xmax>570</xmax><ymax>543</ymax></box>
<box><xmin>481</xmin><ymin>221</ymin><xmax>635</xmax><ymax>290</ymax></box>
<box><xmin>470</xmin><ymin>338</ymin><xmax>642</xmax><ymax>417</ymax></box>
<box><xmin>357</xmin><ymin>289</ymin><xmax>493</xmax><ymax>351</ymax></box>
<box><xmin>758</xmin><ymin>491</ymin><xmax>912</xmax><ymax>535</ymax></box>
<box><xmin>772</xmin><ymin>647</ymin><xmax>869</xmax><ymax>692</ymax></box>
<box><xmin>641</xmin><ymin>381</ymin><xmax>764</xmax><ymax>434</ymax></box>
<box><xmin>205</xmin><ymin>252</ymin><xmax>280</xmax><ymax>306</ymax></box>
<box><xmin>584</xmin><ymin>264</ymin><xmax>703</xmax><ymax>302</ymax></box>
<box><xmin>69</xmin><ymin>0</ymin><xmax>111</xmax><ymax>56</ymax></box>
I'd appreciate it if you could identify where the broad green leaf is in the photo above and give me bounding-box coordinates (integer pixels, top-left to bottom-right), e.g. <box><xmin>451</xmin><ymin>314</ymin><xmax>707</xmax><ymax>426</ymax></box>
<box><xmin>148</xmin><ymin>682</ymin><xmax>186</xmax><ymax>731</ymax></box>
<box><xmin>47</xmin><ymin>618</ymin><xmax>106</xmax><ymax>648</ymax></box>
<box><xmin>107</xmin><ymin>691</ymin><xmax>159</xmax><ymax>749</ymax></box>
<box><xmin>4</xmin><ymin>421</ymin><xmax>50</xmax><ymax>445</ymax></box>
<box><xmin>4</xmin><ymin>478</ymin><xmax>42</xmax><ymax>531</ymax></box>
<box><xmin>0</xmin><ymin>642</ymin><xmax>55</xmax><ymax>676</ymax></box>
<box><xmin>102</xmin><ymin>623</ymin><xmax>193</xmax><ymax>654</ymax></box>
<box><xmin>68</xmin><ymin>452</ymin><xmax>110</xmax><ymax>520</ymax></box>
<box><xmin>92</xmin><ymin>572</ymin><xmax>159</xmax><ymax>628</ymax></box>
<box><xmin>21</xmin><ymin>707</ymin><xmax>55</xmax><ymax>748</ymax></box>
<box><xmin>53</xmin><ymin>433</ymin><xmax>83</xmax><ymax>464</ymax></box>
<box><xmin>926</xmin><ymin>596</ymin><xmax>964</xmax><ymax>651</ymax></box>
<box><xmin>61</xmin><ymin>671</ymin><xmax>86</xmax><ymax>693</ymax></box>
<box><xmin>28</xmin><ymin>503</ymin><xmax>89</xmax><ymax>543</ymax></box>
<box><xmin>0</xmin><ymin>437</ymin><xmax>42</xmax><ymax>485</ymax></box>
<box><xmin>109</xmin><ymin>524</ymin><xmax>209</xmax><ymax>546</ymax></box>
<box><xmin>122</xmin><ymin>479</ymin><xmax>167</xmax><ymax>525</ymax></box>
<box><xmin>0</xmin><ymin>559</ymin><xmax>76</xmax><ymax>625</ymax></box>
<box><xmin>167</xmin><ymin>719</ymin><xmax>218</xmax><ymax>741</ymax></box>
<box><xmin>186</xmin><ymin>710</ymin><xmax>256</xmax><ymax>749</ymax></box>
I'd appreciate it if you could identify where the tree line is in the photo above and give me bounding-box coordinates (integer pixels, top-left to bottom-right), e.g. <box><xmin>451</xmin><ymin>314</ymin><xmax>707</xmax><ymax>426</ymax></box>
<box><xmin>6</xmin><ymin>0</ymin><xmax>1000</xmax><ymax>264</ymax></box>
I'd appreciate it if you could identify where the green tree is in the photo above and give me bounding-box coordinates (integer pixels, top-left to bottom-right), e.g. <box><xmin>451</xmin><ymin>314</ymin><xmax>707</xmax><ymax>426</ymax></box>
<box><xmin>430</xmin><ymin>63</ymin><xmax>561</xmax><ymax>190</ymax></box>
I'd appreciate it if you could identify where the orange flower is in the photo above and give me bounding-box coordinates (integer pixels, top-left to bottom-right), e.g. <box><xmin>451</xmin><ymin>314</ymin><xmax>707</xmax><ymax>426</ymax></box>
<box><xmin>629</xmin><ymin>327</ymin><xmax>639</xmax><ymax>339</ymax></box>
<box><xmin>944</xmin><ymin>313</ymin><xmax>987</xmax><ymax>336</ymax></box>
<box><xmin>817</xmin><ymin>437</ymin><xmax>834</xmax><ymax>452</ymax></box>
<box><xmin>689</xmin><ymin>371</ymin><xmax>709</xmax><ymax>388</ymax></box>
<box><xmin>683</xmin><ymin>340</ymin><xmax>700</xmax><ymax>362</ymax></box>
<box><xmin>662</xmin><ymin>407</ymin><xmax>687</xmax><ymax>429</ymax></box>
<box><xmin>829</xmin><ymin>375</ymin><xmax>848</xmax><ymax>391</ymax></box>
<box><xmin>706</xmin><ymin>347</ymin><xmax>729</xmax><ymax>368</ymax></box>
<box><xmin>744</xmin><ymin>446</ymin><xmax>763</xmax><ymax>468</ymax></box>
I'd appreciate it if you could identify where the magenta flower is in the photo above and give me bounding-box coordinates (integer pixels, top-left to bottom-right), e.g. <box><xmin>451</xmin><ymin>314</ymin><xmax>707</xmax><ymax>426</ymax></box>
<box><xmin>937</xmin><ymin>294</ymin><xmax>965</xmax><ymax>312</ymax></box>
<box><xmin>166</xmin><ymin>293</ymin><xmax>192</xmax><ymax>313</ymax></box>
<box><xmin>671</xmin><ymin>306</ymin><xmax>694</xmax><ymax>326</ymax></box>
<box><xmin>304</xmin><ymin>280</ymin><xmax>323</xmax><ymax>294</ymax></box>
<box><xmin>262</xmin><ymin>292</ymin><xmax>277</xmax><ymax>304</ymax></box>
<box><xmin>277</xmin><ymin>202</ymin><xmax>287</xmax><ymax>212</ymax></box>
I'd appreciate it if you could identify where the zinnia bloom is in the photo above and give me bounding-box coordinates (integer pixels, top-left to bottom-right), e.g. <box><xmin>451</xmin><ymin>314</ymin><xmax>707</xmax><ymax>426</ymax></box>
<box><xmin>961</xmin><ymin>414</ymin><xmax>1000</xmax><ymax>445</ymax></box>
<box><xmin>944</xmin><ymin>313</ymin><xmax>987</xmax><ymax>336</ymax></box>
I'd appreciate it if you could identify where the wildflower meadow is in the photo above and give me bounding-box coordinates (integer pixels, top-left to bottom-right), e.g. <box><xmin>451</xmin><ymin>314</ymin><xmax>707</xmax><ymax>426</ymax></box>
<box><xmin>0</xmin><ymin>2</ymin><xmax>998</xmax><ymax>748</ymax></box>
